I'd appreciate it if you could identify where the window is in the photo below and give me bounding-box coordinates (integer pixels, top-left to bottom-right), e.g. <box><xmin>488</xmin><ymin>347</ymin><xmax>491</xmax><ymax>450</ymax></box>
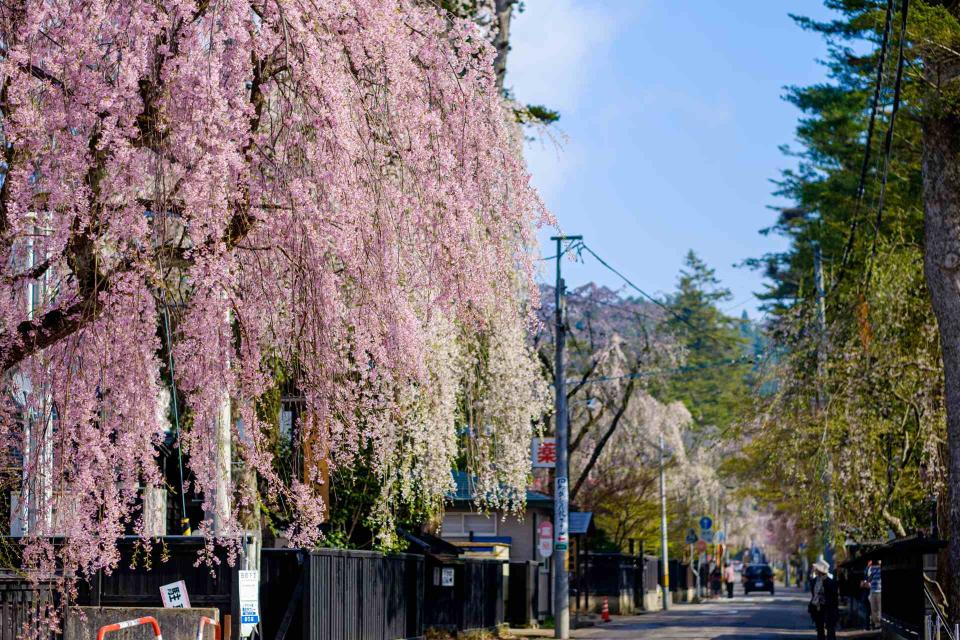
<box><xmin>439</xmin><ymin>513</ymin><xmax>497</xmax><ymax>537</ymax></box>
<box><xmin>441</xmin><ymin>513</ymin><xmax>465</xmax><ymax>536</ymax></box>
<box><xmin>463</xmin><ymin>514</ymin><xmax>496</xmax><ymax>536</ymax></box>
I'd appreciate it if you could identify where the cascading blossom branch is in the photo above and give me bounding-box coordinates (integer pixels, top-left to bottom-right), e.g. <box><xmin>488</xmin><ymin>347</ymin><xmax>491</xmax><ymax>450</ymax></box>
<box><xmin>0</xmin><ymin>0</ymin><xmax>550</xmax><ymax>585</ymax></box>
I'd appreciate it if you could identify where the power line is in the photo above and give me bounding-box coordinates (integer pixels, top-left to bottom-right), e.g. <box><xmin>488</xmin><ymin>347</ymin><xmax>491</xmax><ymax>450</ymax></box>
<box><xmin>161</xmin><ymin>298</ymin><xmax>191</xmax><ymax>536</ymax></box>
<box><xmin>538</xmin><ymin>239</ymin><xmax>585</xmax><ymax>262</ymax></box>
<box><xmin>577</xmin><ymin>243</ymin><xmax>745</xmax><ymax>348</ymax></box>
<box><xmin>569</xmin><ymin>355</ymin><xmax>757</xmax><ymax>386</ymax></box>
<box><xmin>836</xmin><ymin>0</ymin><xmax>896</xmax><ymax>285</ymax></box>
<box><xmin>867</xmin><ymin>0</ymin><xmax>910</xmax><ymax>271</ymax></box>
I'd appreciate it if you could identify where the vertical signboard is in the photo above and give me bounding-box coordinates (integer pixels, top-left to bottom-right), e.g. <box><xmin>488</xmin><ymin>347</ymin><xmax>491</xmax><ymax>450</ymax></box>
<box><xmin>238</xmin><ymin>570</ymin><xmax>260</xmax><ymax>638</ymax></box>
<box><xmin>554</xmin><ymin>477</ymin><xmax>569</xmax><ymax>550</ymax></box>
<box><xmin>538</xmin><ymin>520</ymin><xmax>554</xmax><ymax>558</ymax></box>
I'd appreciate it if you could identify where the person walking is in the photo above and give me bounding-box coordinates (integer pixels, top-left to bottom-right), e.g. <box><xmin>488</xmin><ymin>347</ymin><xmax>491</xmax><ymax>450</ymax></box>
<box><xmin>723</xmin><ymin>562</ymin><xmax>735</xmax><ymax>598</ymax></box>
<box><xmin>808</xmin><ymin>559</ymin><xmax>839</xmax><ymax>640</ymax></box>
<box><xmin>710</xmin><ymin>566</ymin><xmax>722</xmax><ymax>598</ymax></box>
<box><xmin>866</xmin><ymin>559</ymin><xmax>882</xmax><ymax>629</ymax></box>
<box><xmin>858</xmin><ymin>562</ymin><xmax>873</xmax><ymax>629</ymax></box>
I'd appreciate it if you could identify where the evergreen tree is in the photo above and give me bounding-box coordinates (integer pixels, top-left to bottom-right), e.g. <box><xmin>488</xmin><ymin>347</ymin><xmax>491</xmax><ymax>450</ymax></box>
<box><xmin>662</xmin><ymin>251</ymin><xmax>752</xmax><ymax>437</ymax></box>
<box><xmin>740</xmin><ymin>1</ymin><xmax>948</xmax><ymax>582</ymax></box>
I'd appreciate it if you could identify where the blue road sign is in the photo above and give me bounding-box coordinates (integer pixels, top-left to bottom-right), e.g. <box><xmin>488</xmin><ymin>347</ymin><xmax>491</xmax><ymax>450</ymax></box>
<box><xmin>685</xmin><ymin>529</ymin><xmax>698</xmax><ymax>544</ymax></box>
<box><xmin>699</xmin><ymin>516</ymin><xmax>713</xmax><ymax>531</ymax></box>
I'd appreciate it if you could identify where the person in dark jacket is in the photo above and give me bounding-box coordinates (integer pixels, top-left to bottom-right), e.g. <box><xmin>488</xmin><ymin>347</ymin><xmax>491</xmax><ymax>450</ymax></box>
<box><xmin>808</xmin><ymin>559</ymin><xmax>839</xmax><ymax>640</ymax></box>
<box><xmin>709</xmin><ymin>566</ymin><xmax>722</xmax><ymax>598</ymax></box>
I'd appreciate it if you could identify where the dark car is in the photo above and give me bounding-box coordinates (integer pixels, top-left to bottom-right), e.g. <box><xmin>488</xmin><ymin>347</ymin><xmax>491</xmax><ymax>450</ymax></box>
<box><xmin>742</xmin><ymin>564</ymin><xmax>775</xmax><ymax>595</ymax></box>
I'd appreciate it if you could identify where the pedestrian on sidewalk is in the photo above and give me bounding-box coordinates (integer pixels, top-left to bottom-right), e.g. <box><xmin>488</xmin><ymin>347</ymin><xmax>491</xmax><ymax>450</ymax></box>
<box><xmin>865</xmin><ymin>559</ymin><xmax>882</xmax><ymax>629</ymax></box>
<box><xmin>723</xmin><ymin>562</ymin><xmax>735</xmax><ymax>599</ymax></box>
<box><xmin>710</xmin><ymin>566</ymin><xmax>722</xmax><ymax>598</ymax></box>
<box><xmin>808</xmin><ymin>559</ymin><xmax>838</xmax><ymax>640</ymax></box>
<box><xmin>858</xmin><ymin>563</ymin><xmax>872</xmax><ymax>629</ymax></box>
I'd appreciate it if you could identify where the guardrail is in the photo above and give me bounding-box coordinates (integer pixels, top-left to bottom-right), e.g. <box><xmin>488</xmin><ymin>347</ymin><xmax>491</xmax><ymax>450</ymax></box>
<box><xmin>196</xmin><ymin>616</ymin><xmax>222</xmax><ymax>640</ymax></box>
<box><xmin>924</xmin><ymin>583</ymin><xmax>958</xmax><ymax>640</ymax></box>
<box><xmin>96</xmin><ymin>616</ymin><xmax>163</xmax><ymax>640</ymax></box>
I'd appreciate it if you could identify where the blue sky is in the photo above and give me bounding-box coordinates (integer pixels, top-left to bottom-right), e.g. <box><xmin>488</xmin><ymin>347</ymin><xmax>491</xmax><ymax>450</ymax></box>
<box><xmin>509</xmin><ymin>1</ymin><xmax>838</xmax><ymax>318</ymax></box>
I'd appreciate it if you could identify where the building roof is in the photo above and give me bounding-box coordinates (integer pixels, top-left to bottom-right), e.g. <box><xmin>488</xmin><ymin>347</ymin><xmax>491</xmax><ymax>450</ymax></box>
<box><xmin>449</xmin><ymin>470</ymin><xmax>553</xmax><ymax>509</ymax></box>
<box><xmin>399</xmin><ymin>528</ymin><xmax>464</xmax><ymax>561</ymax></box>
<box><xmin>569</xmin><ymin>511</ymin><xmax>593</xmax><ymax>535</ymax></box>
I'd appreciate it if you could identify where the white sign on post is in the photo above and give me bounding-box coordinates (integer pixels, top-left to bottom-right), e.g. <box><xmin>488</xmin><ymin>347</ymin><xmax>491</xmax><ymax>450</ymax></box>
<box><xmin>441</xmin><ymin>568</ymin><xmax>455</xmax><ymax>587</ymax></box>
<box><xmin>531</xmin><ymin>438</ymin><xmax>557</xmax><ymax>469</ymax></box>
<box><xmin>160</xmin><ymin>580</ymin><xmax>191</xmax><ymax>608</ymax></box>
<box><xmin>238</xmin><ymin>570</ymin><xmax>260</xmax><ymax>637</ymax></box>
<box><xmin>538</xmin><ymin>521</ymin><xmax>554</xmax><ymax>559</ymax></box>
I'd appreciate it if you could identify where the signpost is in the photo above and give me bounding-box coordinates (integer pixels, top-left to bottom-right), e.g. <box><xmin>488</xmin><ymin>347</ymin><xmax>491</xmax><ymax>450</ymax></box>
<box><xmin>685</xmin><ymin>529</ymin><xmax>698</xmax><ymax>545</ymax></box>
<box><xmin>160</xmin><ymin>580</ymin><xmax>191</xmax><ymax>609</ymax></box>
<box><xmin>538</xmin><ymin>521</ymin><xmax>554</xmax><ymax>558</ymax></box>
<box><xmin>238</xmin><ymin>570</ymin><xmax>260</xmax><ymax>638</ymax></box>
<box><xmin>699</xmin><ymin>516</ymin><xmax>713</xmax><ymax>531</ymax></box>
<box><xmin>532</xmin><ymin>438</ymin><xmax>558</xmax><ymax>469</ymax></box>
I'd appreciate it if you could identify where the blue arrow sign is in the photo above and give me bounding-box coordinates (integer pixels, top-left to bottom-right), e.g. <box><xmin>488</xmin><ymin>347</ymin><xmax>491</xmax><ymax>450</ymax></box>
<box><xmin>699</xmin><ymin>516</ymin><xmax>713</xmax><ymax>531</ymax></box>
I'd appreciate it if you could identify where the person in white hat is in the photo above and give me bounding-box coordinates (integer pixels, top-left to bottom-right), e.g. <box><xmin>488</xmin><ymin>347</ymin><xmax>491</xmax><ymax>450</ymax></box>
<box><xmin>807</xmin><ymin>559</ymin><xmax>839</xmax><ymax>640</ymax></box>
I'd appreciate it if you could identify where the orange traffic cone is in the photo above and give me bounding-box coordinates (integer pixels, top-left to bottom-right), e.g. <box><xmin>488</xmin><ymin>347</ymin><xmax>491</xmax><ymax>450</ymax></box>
<box><xmin>601</xmin><ymin>596</ymin><xmax>611</xmax><ymax>623</ymax></box>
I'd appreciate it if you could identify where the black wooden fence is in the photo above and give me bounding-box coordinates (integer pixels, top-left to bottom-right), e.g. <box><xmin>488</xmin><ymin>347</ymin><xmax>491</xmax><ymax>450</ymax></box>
<box><xmin>0</xmin><ymin>578</ymin><xmax>55</xmax><ymax>640</ymax></box>
<box><xmin>261</xmin><ymin>549</ymin><xmax>423</xmax><ymax>640</ymax></box>
<box><xmin>261</xmin><ymin>549</ymin><xmax>504</xmax><ymax>640</ymax></box>
<box><xmin>570</xmin><ymin>552</ymin><xmax>661</xmax><ymax>614</ymax></box>
<box><xmin>76</xmin><ymin>536</ymin><xmax>240</xmax><ymax>637</ymax></box>
<box><xmin>0</xmin><ymin>542</ymin><xmax>502</xmax><ymax>640</ymax></box>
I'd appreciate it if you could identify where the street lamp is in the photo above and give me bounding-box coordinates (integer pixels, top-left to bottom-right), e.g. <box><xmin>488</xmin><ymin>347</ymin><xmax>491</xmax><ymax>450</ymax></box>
<box><xmin>659</xmin><ymin>431</ymin><xmax>670</xmax><ymax>611</ymax></box>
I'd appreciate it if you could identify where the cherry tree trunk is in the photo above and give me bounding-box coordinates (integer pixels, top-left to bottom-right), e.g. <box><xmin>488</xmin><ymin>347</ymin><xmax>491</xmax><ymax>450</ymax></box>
<box><xmin>202</xmin><ymin>394</ymin><xmax>232</xmax><ymax>535</ymax></box>
<box><xmin>922</xmin><ymin>110</ymin><xmax>960</xmax><ymax>619</ymax></box>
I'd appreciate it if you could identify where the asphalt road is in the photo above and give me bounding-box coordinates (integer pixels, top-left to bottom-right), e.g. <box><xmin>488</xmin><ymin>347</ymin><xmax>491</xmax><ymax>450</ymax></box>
<box><xmin>570</xmin><ymin>586</ymin><xmax>848</xmax><ymax>639</ymax></box>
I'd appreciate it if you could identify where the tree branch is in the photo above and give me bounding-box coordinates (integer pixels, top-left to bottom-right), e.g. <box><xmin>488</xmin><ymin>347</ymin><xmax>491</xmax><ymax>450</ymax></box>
<box><xmin>571</xmin><ymin>371</ymin><xmax>639</xmax><ymax>502</ymax></box>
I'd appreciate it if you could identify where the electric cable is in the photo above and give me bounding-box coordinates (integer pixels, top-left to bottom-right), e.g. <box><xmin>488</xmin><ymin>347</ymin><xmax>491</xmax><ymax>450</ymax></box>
<box><xmin>578</xmin><ymin>242</ymin><xmax>744</xmax><ymax>349</ymax></box>
<box><xmin>569</xmin><ymin>355</ymin><xmax>757</xmax><ymax>386</ymax></box>
<box><xmin>836</xmin><ymin>0</ymin><xmax>896</xmax><ymax>286</ymax></box>
<box><xmin>161</xmin><ymin>299</ymin><xmax>191</xmax><ymax>536</ymax></box>
<box><xmin>867</xmin><ymin>0</ymin><xmax>910</xmax><ymax>272</ymax></box>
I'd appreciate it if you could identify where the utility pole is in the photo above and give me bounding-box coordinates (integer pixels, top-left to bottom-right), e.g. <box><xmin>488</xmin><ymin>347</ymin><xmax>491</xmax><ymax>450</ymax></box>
<box><xmin>659</xmin><ymin>431</ymin><xmax>670</xmax><ymax>610</ymax></box>
<box><xmin>813</xmin><ymin>241</ymin><xmax>834</xmax><ymax>569</ymax></box>
<box><xmin>551</xmin><ymin>235</ymin><xmax>580</xmax><ymax>640</ymax></box>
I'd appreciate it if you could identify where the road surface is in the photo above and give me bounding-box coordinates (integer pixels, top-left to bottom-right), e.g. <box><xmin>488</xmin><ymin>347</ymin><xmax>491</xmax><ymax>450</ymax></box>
<box><xmin>568</xmin><ymin>586</ymin><xmax>874</xmax><ymax>639</ymax></box>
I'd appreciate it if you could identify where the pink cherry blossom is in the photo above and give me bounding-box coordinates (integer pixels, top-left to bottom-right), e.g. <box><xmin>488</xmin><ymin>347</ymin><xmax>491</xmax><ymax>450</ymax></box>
<box><xmin>0</xmin><ymin>0</ymin><xmax>551</xmax><ymax>619</ymax></box>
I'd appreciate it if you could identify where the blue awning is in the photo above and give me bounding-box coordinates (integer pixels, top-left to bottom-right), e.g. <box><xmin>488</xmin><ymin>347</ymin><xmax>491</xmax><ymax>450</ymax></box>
<box><xmin>569</xmin><ymin>511</ymin><xmax>593</xmax><ymax>535</ymax></box>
